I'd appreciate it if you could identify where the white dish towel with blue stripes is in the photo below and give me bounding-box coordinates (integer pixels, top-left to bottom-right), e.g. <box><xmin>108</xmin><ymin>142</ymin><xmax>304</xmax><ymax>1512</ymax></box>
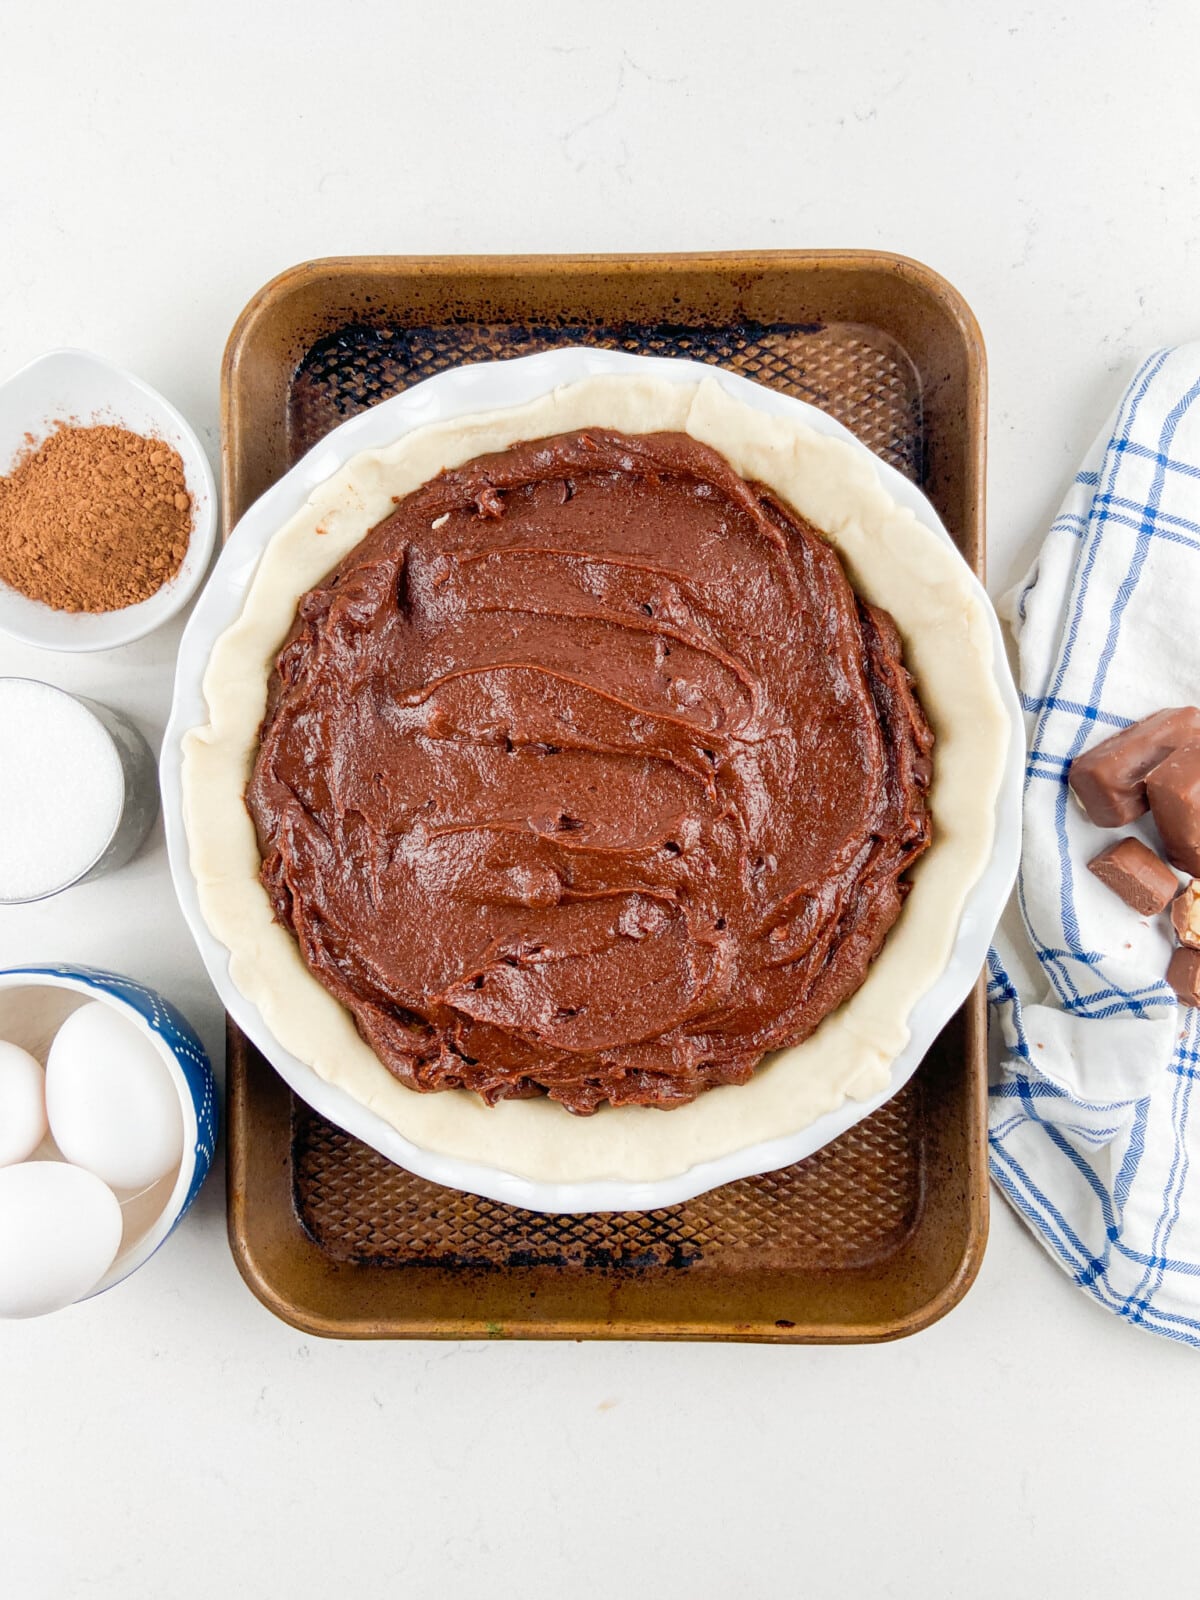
<box><xmin>990</xmin><ymin>344</ymin><xmax>1200</xmax><ymax>1347</ymax></box>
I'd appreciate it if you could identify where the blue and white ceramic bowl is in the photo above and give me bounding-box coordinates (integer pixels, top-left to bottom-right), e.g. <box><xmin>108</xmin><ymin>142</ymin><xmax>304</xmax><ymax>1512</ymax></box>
<box><xmin>0</xmin><ymin>964</ymin><xmax>217</xmax><ymax>1302</ymax></box>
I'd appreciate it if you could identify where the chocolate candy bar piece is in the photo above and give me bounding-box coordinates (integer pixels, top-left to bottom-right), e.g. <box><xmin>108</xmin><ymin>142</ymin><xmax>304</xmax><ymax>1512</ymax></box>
<box><xmin>1069</xmin><ymin>706</ymin><xmax>1200</xmax><ymax>826</ymax></box>
<box><xmin>1168</xmin><ymin>945</ymin><xmax>1200</xmax><ymax>1007</ymax></box>
<box><xmin>1147</xmin><ymin>744</ymin><xmax>1200</xmax><ymax>875</ymax></box>
<box><xmin>1172</xmin><ymin>880</ymin><xmax>1200</xmax><ymax>948</ymax></box>
<box><xmin>1088</xmin><ymin>837</ymin><xmax>1179</xmax><ymax>915</ymax></box>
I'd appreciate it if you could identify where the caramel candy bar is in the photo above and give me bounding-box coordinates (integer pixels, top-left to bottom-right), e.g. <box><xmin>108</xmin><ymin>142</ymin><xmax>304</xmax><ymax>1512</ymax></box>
<box><xmin>1088</xmin><ymin>837</ymin><xmax>1179</xmax><ymax>915</ymax></box>
<box><xmin>1147</xmin><ymin>745</ymin><xmax>1200</xmax><ymax>875</ymax></box>
<box><xmin>1168</xmin><ymin>945</ymin><xmax>1200</xmax><ymax>1007</ymax></box>
<box><xmin>1069</xmin><ymin>707</ymin><xmax>1200</xmax><ymax>827</ymax></box>
<box><xmin>1173</xmin><ymin>880</ymin><xmax>1200</xmax><ymax>948</ymax></box>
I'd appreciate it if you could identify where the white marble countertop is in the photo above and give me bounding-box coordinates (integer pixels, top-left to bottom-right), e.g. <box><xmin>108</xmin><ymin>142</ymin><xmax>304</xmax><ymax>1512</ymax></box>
<box><xmin>3</xmin><ymin>4</ymin><xmax>1199</xmax><ymax>1596</ymax></box>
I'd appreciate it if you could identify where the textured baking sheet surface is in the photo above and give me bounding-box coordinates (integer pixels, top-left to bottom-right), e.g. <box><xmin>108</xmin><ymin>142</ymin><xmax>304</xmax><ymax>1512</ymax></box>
<box><xmin>293</xmin><ymin>1083</ymin><xmax>922</xmax><ymax>1271</ymax></box>
<box><xmin>285</xmin><ymin>315</ymin><xmax>927</xmax><ymax>1270</ymax></box>
<box><xmin>290</xmin><ymin>320</ymin><xmax>922</xmax><ymax>477</ymax></box>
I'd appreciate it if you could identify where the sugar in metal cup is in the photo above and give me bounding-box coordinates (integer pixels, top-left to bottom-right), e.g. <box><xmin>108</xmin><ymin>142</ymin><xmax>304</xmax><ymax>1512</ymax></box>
<box><xmin>0</xmin><ymin>677</ymin><xmax>158</xmax><ymax>905</ymax></box>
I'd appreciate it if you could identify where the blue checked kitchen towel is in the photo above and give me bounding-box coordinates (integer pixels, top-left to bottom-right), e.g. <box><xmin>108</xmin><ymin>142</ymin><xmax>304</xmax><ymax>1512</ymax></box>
<box><xmin>989</xmin><ymin>344</ymin><xmax>1200</xmax><ymax>1346</ymax></box>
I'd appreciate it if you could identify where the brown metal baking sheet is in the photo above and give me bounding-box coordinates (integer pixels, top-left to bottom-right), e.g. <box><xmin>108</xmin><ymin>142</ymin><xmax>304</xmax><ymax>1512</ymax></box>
<box><xmin>222</xmin><ymin>251</ymin><xmax>989</xmax><ymax>1342</ymax></box>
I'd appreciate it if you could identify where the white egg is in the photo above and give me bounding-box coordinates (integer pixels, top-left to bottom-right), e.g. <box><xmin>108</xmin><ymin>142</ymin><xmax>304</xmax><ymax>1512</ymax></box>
<box><xmin>46</xmin><ymin>1002</ymin><xmax>184</xmax><ymax>1192</ymax></box>
<box><xmin>0</xmin><ymin>1161</ymin><xmax>123</xmax><ymax>1318</ymax></box>
<box><xmin>0</xmin><ymin>1040</ymin><xmax>48</xmax><ymax>1167</ymax></box>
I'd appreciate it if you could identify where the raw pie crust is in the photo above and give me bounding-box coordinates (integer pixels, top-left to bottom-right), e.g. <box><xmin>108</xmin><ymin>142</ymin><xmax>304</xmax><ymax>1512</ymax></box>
<box><xmin>183</xmin><ymin>376</ymin><xmax>1008</xmax><ymax>1183</ymax></box>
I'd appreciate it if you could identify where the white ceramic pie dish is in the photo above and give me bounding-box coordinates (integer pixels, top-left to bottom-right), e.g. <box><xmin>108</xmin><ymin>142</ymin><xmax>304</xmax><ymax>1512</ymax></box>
<box><xmin>161</xmin><ymin>347</ymin><xmax>1022</xmax><ymax>1213</ymax></box>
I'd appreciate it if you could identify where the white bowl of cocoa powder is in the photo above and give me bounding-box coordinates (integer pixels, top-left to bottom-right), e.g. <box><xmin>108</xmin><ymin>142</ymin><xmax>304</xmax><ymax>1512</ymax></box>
<box><xmin>0</xmin><ymin>349</ymin><xmax>217</xmax><ymax>651</ymax></box>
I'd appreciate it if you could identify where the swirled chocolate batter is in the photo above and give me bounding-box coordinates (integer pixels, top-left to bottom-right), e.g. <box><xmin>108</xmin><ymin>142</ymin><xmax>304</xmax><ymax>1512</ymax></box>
<box><xmin>248</xmin><ymin>429</ymin><xmax>933</xmax><ymax>1114</ymax></box>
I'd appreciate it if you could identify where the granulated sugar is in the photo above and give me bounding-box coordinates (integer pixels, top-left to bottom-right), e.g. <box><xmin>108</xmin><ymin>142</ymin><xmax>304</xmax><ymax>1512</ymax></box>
<box><xmin>0</xmin><ymin>679</ymin><xmax>124</xmax><ymax>902</ymax></box>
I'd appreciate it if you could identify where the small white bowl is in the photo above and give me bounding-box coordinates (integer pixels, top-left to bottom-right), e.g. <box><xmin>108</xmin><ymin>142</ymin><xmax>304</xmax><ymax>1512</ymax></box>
<box><xmin>0</xmin><ymin>349</ymin><xmax>217</xmax><ymax>652</ymax></box>
<box><xmin>0</xmin><ymin>965</ymin><xmax>217</xmax><ymax>1307</ymax></box>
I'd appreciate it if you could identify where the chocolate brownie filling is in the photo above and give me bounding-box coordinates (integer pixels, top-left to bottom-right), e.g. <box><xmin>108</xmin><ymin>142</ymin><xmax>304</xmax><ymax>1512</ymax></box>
<box><xmin>247</xmin><ymin>428</ymin><xmax>933</xmax><ymax>1113</ymax></box>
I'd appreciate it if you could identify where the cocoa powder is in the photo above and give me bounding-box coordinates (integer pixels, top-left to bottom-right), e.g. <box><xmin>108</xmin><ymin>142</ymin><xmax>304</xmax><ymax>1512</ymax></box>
<box><xmin>0</xmin><ymin>423</ymin><xmax>192</xmax><ymax>613</ymax></box>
